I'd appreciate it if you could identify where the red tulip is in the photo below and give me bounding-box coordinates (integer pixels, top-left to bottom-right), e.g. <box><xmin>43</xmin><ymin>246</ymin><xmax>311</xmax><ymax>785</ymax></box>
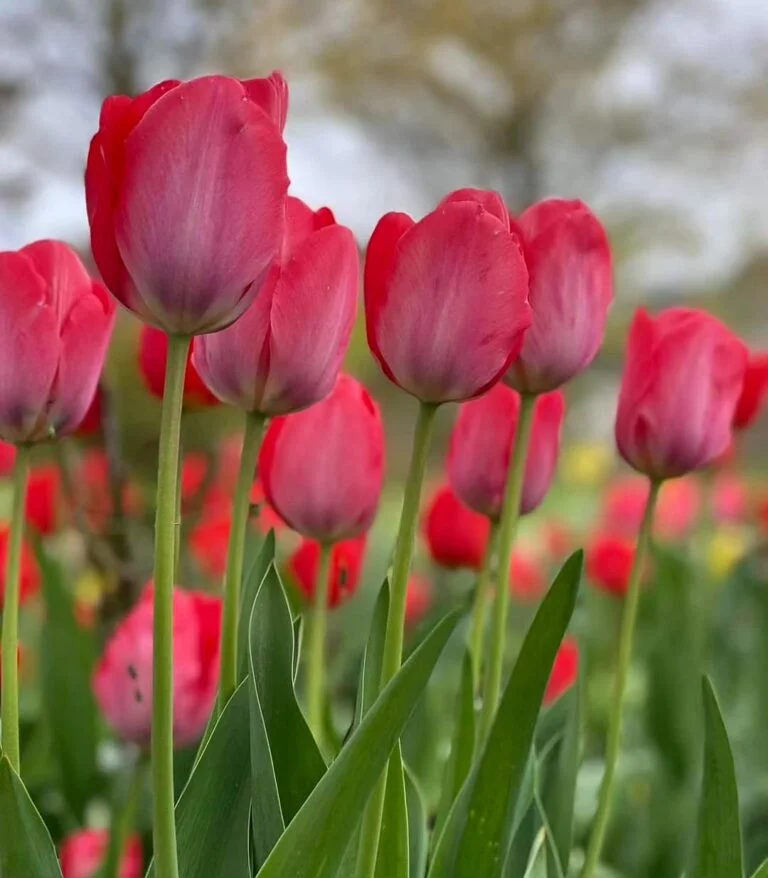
<box><xmin>712</xmin><ymin>474</ymin><xmax>749</xmax><ymax>523</ymax></box>
<box><xmin>189</xmin><ymin>513</ymin><xmax>230</xmax><ymax>580</ymax></box>
<box><xmin>0</xmin><ymin>241</ymin><xmax>115</xmax><ymax>443</ymax></box>
<box><xmin>602</xmin><ymin>475</ymin><xmax>700</xmax><ymax>540</ymax></box>
<box><xmin>0</xmin><ymin>441</ymin><xmax>16</xmax><ymax>476</ymax></box>
<box><xmin>93</xmin><ymin>583</ymin><xmax>221</xmax><ymax>747</ymax></box>
<box><xmin>194</xmin><ymin>197</ymin><xmax>359</xmax><ymax>415</ymax></box>
<box><xmin>365</xmin><ymin>188</ymin><xmax>530</xmax><ymax>403</ymax></box>
<box><xmin>586</xmin><ymin>533</ymin><xmax>636</xmax><ymax>597</ymax></box>
<box><xmin>60</xmin><ymin>829</ymin><xmax>143</xmax><ymax>878</ymax></box>
<box><xmin>75</xmin><ymin>385</ymin><xmax>104</xmax><ymax>437</ymax></box>
<box><xmin>0</xmin><ymin>527</ymin><xmax>41</xmax><ymax>608</ymax></box>
<box><xmin>615</xmin><ymin>309</ymin><xmax>748</xmax><ymax>480</ymax></box>
<box><xmin>542</xmin><ymin>520</ymin><xmax>574</xmax><ymax>561</ymax></box>
<box><xmin>733</xmin><ymin>352</ymin><xmax>768</xmax><ymax>430</ymax></box>
<box><xmin>405</xmin><ymin>574</ymin><xmax>432</xmax><ymax>627</ymax></box>
<box><xmin>422</xmin><ymin>485</ymin><xmax>490</xmax><ymax>572</ymax></box>
<box><xmin>448</xmin><ymin>384</ymin><xmax>565</xmax><ymax>519</ymax></box>
<box><xmin>139</xmin><ymin>326</ymin><xmax>218</xmax><ymax>407</ymax></box>
<box><xmin>86</xmin><ymin>73</ymin><xmax>289</xmax><ymax>335</ymax></box>
<box><xmin>260</xmin><ymin>374</ymin><xmax>385</xmax><ymax>543</ymax></box>
<box><xmin>25</xmin><ymin>464</ymin><xmax>61</xmax><ymax>536</ymax></box>
<box><xmin>289</xmin><ymin>536</ymin><xmax>367</xmax><ymax>609</ymax></box>
<box><xmin>544</xmin><ymin>637</ymin><xmax>579</xmax><ymax>705</ymax></box>
<box><xmin>509</xmin><ymin>550</ymin><xmax>547</xmax><ymax>603</ymax></box>
<box><xmin>505</xmin><ymin>199</ymin><xmax>613</xmax><ymax>393</ymax></box>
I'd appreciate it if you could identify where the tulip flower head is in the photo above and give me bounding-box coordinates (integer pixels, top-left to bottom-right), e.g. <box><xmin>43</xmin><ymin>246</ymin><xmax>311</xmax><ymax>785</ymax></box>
<box><xmin>0</xmin><ymin>241</ymin><xmax>115</xmax><ymax>443</ymax></box>
<box><xmin>586</xmin><ymin>532</ymin><xmax>636</xmax><ymax>598</ymax></box>
<box><xmin>93</xmin><ymin>583</ymin><xmax>222</xmax><ymax>748</ymax></box>
<box><xmin>616</xmin><ymin>308</ymin><xmax>748</xmax><ymax>480</ymax></box>
<box><xmin>422</xmin><ymin>484</ymin><xmax>490</xmax><ymax>572</ymax></box>
<box><xmin>260</xmin><ymin>374</ymin><xmax>385</xmax><ymax>543</ymax></box>
<box><xmin>365</xmin><ymin>188</ymin><xmax>531</xmax><ymax>403</ymax></box>
<box><xmin>86</xmin><ymin>73</ymin><xmax>290</xmax><ymax>334</ymax></box>
<box><xmin>448</xmin><ymin>384</ymin><xmax>565</xmax><ymax>519</ymax></box>
<box><xmin>194</xmin><ymin>197</ymin><xmax>359</xmax><ymax>415</ymax></box>
<box><xmin>60</xmin><ymin>829</ymin><xmax>143</xmax><ymax>878</ymax></box>
<box><xmin>505</xmin><ymin>199</ymin><xmax>613</xmax><ymax>394</ymax></box>
<box><xmin>289</xmin><ymin>536</ymin><xmax>367</xmax><ymax>609</ymax></box>
<box><xmin>732</xmin><ymin>351</ymin><xmax>768</xmax><ymax>430</ymax></box>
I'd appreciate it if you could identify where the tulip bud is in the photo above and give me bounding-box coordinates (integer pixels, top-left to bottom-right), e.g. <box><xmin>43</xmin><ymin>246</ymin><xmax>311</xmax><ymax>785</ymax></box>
<box><xmin>86</xmin><ymin>73</ymin><xmax>289</xmax><ymax>335</ymax></box>
<box><xmin>505</xmin><ymin>199</ymin><xmax>613</xmax><ymax>393</ymax></box>
<box><xmin>365</xmin><ymin>188</ymin><xmax>531</xmax><ymax>403</ymax></box>
<box><xmin>139</xmin><ymin>326</ymin><xmax>218</xmax><ymax>407</ymax></box>
<box><xmin>732</xmin><ymin>351</ymin><xmax>768</xmax><ymax>430</ymax></box>
<box><xmin>448</xmin><ymin>384</ymin><xmax>565</xmax><ymax>519</ymax></box>
<box><xmin>544</xmin><ymin>638</ymin><xmax>579</xmax><ymax>705</ymax></box>
<box><xmin>259</xmin><ymin>374</ymin><xmax>385</xmax><ymax>543</ymax></box>
<box><xmin>193</xmin><ymin>197</ymin><xmax>359</xmax><ymax>415</ymax></box>
<box><xmin>0</xmin><ymin>241</ymin><xmax>115</xmax><ymax>443</ymax></box>
<box><xmin>289</xmin><ymin>536</ymin><xmax>367</xmax><ymax>609</ymax></box>
<box><xmin>422</xmin><ymin>485</ymin><xmax>490</xmax><ymax>572</ymax></box>
<box><xmin>92</xmin><ymin>583</ymin><xmax>221</xmax><ymax>748</ymax></box>
<box><xmin>60</xmin><ymin>829</ymin><xmax>143</xmax><ymax>878</ymax></box>
<box><xmin>615</xmin><ymin>308</ymin><xmax>748</xmax><ymax>480</ymax></box>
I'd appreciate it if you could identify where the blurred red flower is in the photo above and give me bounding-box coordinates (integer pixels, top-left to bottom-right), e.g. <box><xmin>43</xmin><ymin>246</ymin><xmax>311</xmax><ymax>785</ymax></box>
<box><xmin>0</xmin><ymin>527</ymin><xmax>41</xmax><ymax>608</ymax></box>
<box><xmin>544</xmin><ymin>637</ymin><xmax>579</xmax><ymax>705</ymax></box>
<box><xmin>139</xmin><ymin>325</ymin><xmax>219</xmax><ymax>408</ymax></box>
<box><xmin>60</xmin><ymin>829</ymin><xmax>143</xmax><ymax>878</ymax></box>
<box><xmin>587</xmin><ymin>532</ymin><xmax>636</xmax><ymax>597</ymax></box>
<box><xmin>509</xmin><ymin>550</ymin><xmax>547</xmax><ymax>603</ymax></box>
<box><xmin>732</xmin><ymin>351</ymin><xmax>768</xmax><ymax>430</ymax></box>
<box><xmin>25</xmin><ymin>464</ymin><xmax>61</xmax><ymax>536</ymax></box>
<box><xmin>289</xmin><ymin>537</ymin><xmax>367</xmax><ymax>609</ymax></box>
<box><xmin>422</xmin><ymin>484</ymin><xmax>490</xmax><ymax>572</ymax></box>
<box><xmin>405</xmin><ymin>574</ymin><xmax>432</xmax><ymax>627</ymax></box>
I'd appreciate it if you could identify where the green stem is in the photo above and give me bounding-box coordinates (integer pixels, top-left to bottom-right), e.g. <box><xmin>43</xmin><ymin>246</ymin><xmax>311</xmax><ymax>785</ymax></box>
<box><xmin>219</xmin><ymin>411</ymin><xmax>266</xmax><ymax>705</ymax></box>
<box><xmin>354</xmin><ymin>400</ymin><xmax>439</xmax><ymax>878</ymax></box>
<box><xmin>99</xmin><ymin>759</ymin><xmax>146</xmax><ymax>878</ymax></box>
<box><xmin>468</xmin><ymin>519</ymin><xmax>501</xmax><ymax>695</ymax></box>
<box><xmin>478</xmin><ymin>392</ymin><xmax>537</xmax><ymax>744</ymax></box>
<box><xmin>150</xmin><ymin>333</ymin><xmax>190</xmax><ymax>878</ymax></box>
<box><xmin>1</xmin><ymin>445</ymin><xmax>30</xmax><ymax>772</ymax></box>
<box><xmin>580</xmin><ymin>479</ymin><xmax>660</xmax><ymax>878</ymax></box>
<box><xmin>306</xmin><ymin>542</ymin><xmax>333</xmax><ymax>750</ymax></box>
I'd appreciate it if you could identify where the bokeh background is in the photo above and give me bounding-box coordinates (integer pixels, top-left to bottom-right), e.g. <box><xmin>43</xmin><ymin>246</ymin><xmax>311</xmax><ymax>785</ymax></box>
<box><xmin>2</xmin><ymin>3</ymin><xmax>768</xmax><ymax>878</ymax></box>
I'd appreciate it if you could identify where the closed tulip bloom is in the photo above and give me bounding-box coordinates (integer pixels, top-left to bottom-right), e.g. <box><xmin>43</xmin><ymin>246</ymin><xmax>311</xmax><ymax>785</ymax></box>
<box><xmin>733</xmin><ymin>351</ymin><xmax>768</xmax><ymax>430</ymax></box>
<box><xmin>0</xmin><ymin>241</ymin><xmax>116</xmax><ymax>443</ymax></box>
<box><xmin>86</xmin><ymin>73</ymin><xmax>289</xmax><ymax>334</ymax></box>
<box><xmin>93</xmin><ymin>583</ymin><xmax>222</xmax><ymax>748</ymax></box>
<box><xmin>74</xmin><ymin>385</ymin><xmax>104</xmax><ymax>437</ymax></box>
<box><xmin>586</xmin><ymin>533</ymin><xmax>636</xmax><ymax>597</ymax></box>
<box><xmin>616</xmin><ymin>309</ymin><xmax>748</xmax><ymax>480</ymax></box>
<box><xmin>544</xmin><ymin>638</ymin><xmax>579</xmax><ymax>705</ymax></box>
<box><xmin>194</xmin><ymin>197</ymin><xmax>359</xmax><ymax>415</ymax></box>
<box><xmin>60</xmin><ymin>829</ymin><xmax>143</xmax><ymax>878</ymax></box>
<box><xmin>260</xmin><ymin>374</ymin><xmax>385</xmax><ymax>543</ymax></box>
<box><xmin>289</xmin><ymin>536</ymin><xmax>367</xmax><ymax>609</ymax></box>
<box><xmin>365</xmin><ymin>188</ymin><xmax>531</xmax><ymax>403</ymax></box>
<box><xmin>422</xmin><ymin>485</ymin><xmax>490</xmax><ymax>572</ymax></box>
<box><xmin>25</xmin><ymin>464</ymin><xmax>61</xmax><ymax>536</ymax></box>
<box><xmin>505</xmin><ymin>198</ymin><xmax>613</xmax><ymax>393</ymax></box>
<box><xmin>139</xmin><ymin>326</ymin><xmax>218</xmax><ymax>407</ymax></box>
<box><xmin>448</xmin><ymin>384</ymin><xmax>565</xmax><ymax>519</ymax></box>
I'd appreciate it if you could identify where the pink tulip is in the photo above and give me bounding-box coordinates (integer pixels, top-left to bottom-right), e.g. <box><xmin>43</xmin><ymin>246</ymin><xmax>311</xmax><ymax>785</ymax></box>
<box><xmin>365</xmin><ymin>188</ymin><xmax>531</xmax><ymax>403</ymax></box>
<box><xmin>0</xmin><ymin>241</ymin><xmax>115</xmax><ymax>443</ymax></box>
<box><xmin>86</xmin><ymin>74</ymin><xmax>289</xmax><ymax>334</ymax></box>
<box><xmin>732</xmin><ymin>351</ymin><xmax>768</xmax><ymax>430</ymax></box>
<box><xmin>259</xmin><ymin>374</ymin><xmax>385</xmax><ymax>542</ymax></box>
<box><xmin>60</xmin><ymin>829</ymin><xmax>142</xmax><ymax>878</ymax></box>
<box><xmin>505</xmin><ymin>199</ymin><xmax>613</xmax><ymax>393</ymax></box>
<box><xmin>616</xmin><ymin>308</ymin><xmax>748</xmax><ymax>480</ymax></box>
<box><xmin>194</xmin><ymin>197</ymin><xmax>359</xmax><ymax>415</ymax></box>
<box><xmin>93</xmin><ymin>583</ymin><xmax>221</xmax><ymax>748</ymax></box>
<box><xmin>447</xmin><ymin>384</ymin><xmax>565</xmax><ymax>519</ymax></box>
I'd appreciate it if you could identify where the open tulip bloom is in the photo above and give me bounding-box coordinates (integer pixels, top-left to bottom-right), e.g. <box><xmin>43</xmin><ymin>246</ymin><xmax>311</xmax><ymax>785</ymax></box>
<box><xmin>1</xmin><ymin>67</ymin><xmax>765</xmax><ymax>878</ymax></box>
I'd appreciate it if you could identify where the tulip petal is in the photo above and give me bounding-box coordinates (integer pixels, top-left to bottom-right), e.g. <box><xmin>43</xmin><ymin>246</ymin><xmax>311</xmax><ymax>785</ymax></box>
<box><xmin>243</xmin><ymin>71</ymin><xmax>290</xmax><ymax>133</ymax></box>
<box><xmin>115</xmin><ymin>75</ymin><xmax>289</xmax><ymax>334</ymax></box>
<box><xmin>440</xmin><ymin>188</ymin><xmax>510</xmax><ymax>228</ymax></box>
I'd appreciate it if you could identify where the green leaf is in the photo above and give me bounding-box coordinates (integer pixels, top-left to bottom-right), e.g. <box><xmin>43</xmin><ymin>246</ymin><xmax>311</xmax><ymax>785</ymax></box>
<box><xmin>146</xmin><ymin>682</ymin><xmax>252</xmax><ymax>878</ymax></box>
<box><xmin>750</xmin><ymin>861</ymin><xmax>768</xmax><ymax>878</ymax></box>
<box><xmin>689</xmin><ymin>677</ymin><xmax>743</xmax><ymax>878</ymax></box>
<box><xmin>354</xmin><ymin>580</ymin><xmax>390</xmax><ymax>728</ymax></box>
<box><xmin>375</xmin><ymin>746</ymin><xmax>409</xmax><ymax>878</ymax></box>
<box><xmin>237</xmin><ymin>530</ymin><xmax>275</xmax><ymax>681</ymax></box>
<box><xmin>433</xmin><ymin>650</ymin><xmax>475</xmax><ymax>844</ymax></box>
<box><xmin>0</xmin><ymin>756</ymin><xmax>62</xmax><ymax>878</ymax></box>
<box><xmin>37</xmin><ymin>544</ymin><xmax>100</xmax><ymax>820</ymax></box>
<box><xmin>256</xmin><ymin>610</ymin><xmax>461</xmax><ymax>878</ymax></box>
<box><xmin>405</xmin><ymin>765</ymin><xmax>428</xmax><ymax>878</ymax></box>
<box><xmin>542</xmin><ymin>684</ymin><xmax>582</xmax><ymax>878</ymax></box>
<box><xmin>429</xmin><ymin>551</ymin><xmax>582</xmax><ymax>878</ymax></box>
<box><xmin>248</xmin><ymin>564</ymin><xmax>326</xmax><ymax>866</ymax></box>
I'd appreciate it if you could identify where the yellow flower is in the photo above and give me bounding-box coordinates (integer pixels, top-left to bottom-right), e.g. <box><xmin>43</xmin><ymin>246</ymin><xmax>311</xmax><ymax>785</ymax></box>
<box><xmin>707</xmin><ymin>527</ymin><xmax>749</xmax><ymax>580</ymax></box>
<box><xmin>560</xmin><ymin>442</ymin><xmax>614</xmax><ymax>488</ymax></box>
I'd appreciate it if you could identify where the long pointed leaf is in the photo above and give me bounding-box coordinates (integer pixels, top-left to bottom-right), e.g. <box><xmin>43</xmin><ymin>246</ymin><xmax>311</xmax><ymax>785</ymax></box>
<box><xmin>237</xmin><ymin>530</ymin><xmax>275</xmax><ymax>681</ymax></box>
<box><xmin>375</xmin><ymin>745</ymin><xmax>409</xmax><ymax>878</ymax></box>
<box><xmin>405</xmin><ymin>765</ymin><xmax>428</xmax><ymax>878</ymax></box>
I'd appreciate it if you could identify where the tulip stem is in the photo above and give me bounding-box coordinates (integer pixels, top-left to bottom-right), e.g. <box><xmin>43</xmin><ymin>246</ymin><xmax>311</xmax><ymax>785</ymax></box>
<box><xmin>580</xmin><ymin>479</ymin><xmax>660</xmax><ymax>878</ymax></box>
<box><xmin>478</xmin><ymin>392</ymin><xmax>536</xmax><ymax>745</ymax></box>
<box><xmin>0</xmin><ymin>445</ymin><xmax>30</xmax><ymax>772</ymax></box>
<box><xmin>468</xmin><ymin>519</ymin><xmax>501</xmax><ymax>696</ymax></box>
<box><xmin>151</xmin><ymin>333</ymin><xmax>190</xmax><ymax>878</ymax></box>
<box><xmin>306</xmin><ymin>541</ymin><xmax>333</xmax><ymax>752</ymax></box>
<box><xmin>219</xmin><ymin>411</ymin><xmax>266</xmax><ymax>706</ymax></box>
<box><xmin>355</xmin><ymin>400</ymin><xmax>439</xmax><ymax>878</ymax></box>
<box><xmin>100</xmin><ymin>757</ymin><xmax>146</xmax><ymax>878</ymax></box>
